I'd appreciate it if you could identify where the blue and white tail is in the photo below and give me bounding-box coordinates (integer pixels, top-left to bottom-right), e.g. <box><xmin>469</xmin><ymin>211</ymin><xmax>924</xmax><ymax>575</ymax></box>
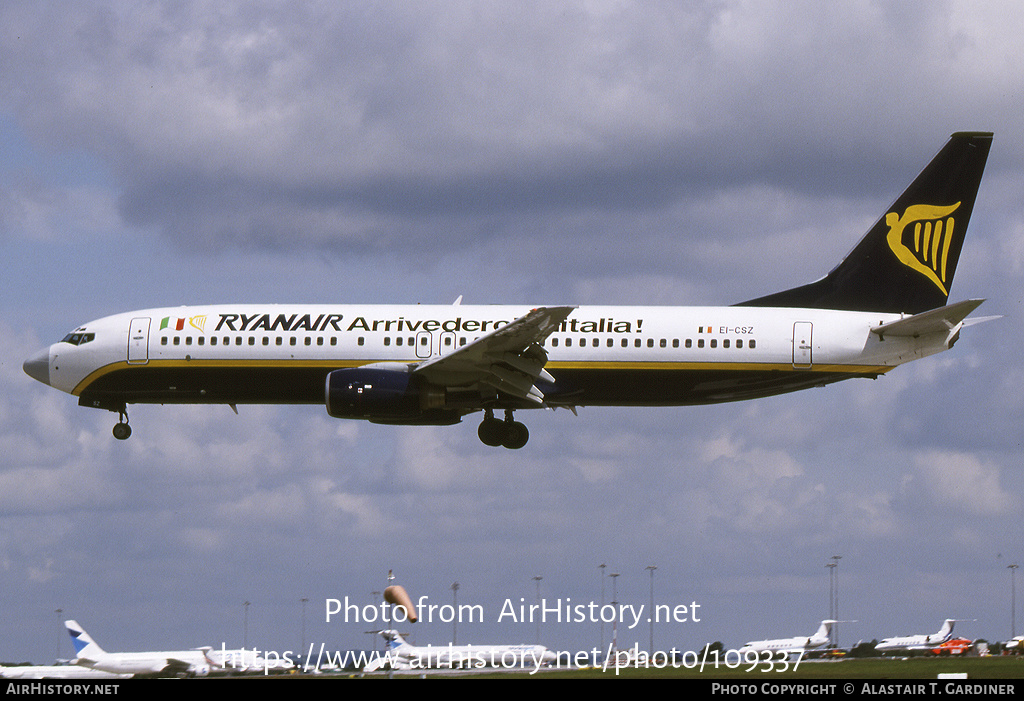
<box><xmin>65</xmin><ymin>620</ymin><xmax>106</xmax><ymax>661</ymax></box>
<box><xmin>379</xmin><ymin>629</ymin><xmax>413</xmax><ymax>653</ymax></box>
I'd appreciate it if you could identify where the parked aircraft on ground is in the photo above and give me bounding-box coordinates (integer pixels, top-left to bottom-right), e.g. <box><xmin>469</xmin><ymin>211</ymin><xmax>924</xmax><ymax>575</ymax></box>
<box><xmin>23</xmin><ymin>133</ymin><xmax>994</xmax><ymax>448</ymax></box>
<box><xmin>738</xmin><ymin>619</ymin><xmax>837</xmax><ymax>655</ymax></box>
<box><xmin>363</xmin><ymin>630</ymin><xmax>556</xmax><ymax>671</ymax></box>
<box><xmin>0</xmin><ymin>664</ymin><xmax>130</xmax><ymax>680</ymax></box>
<box><xmin>875</xmin><ymin>619</ymin><xmax>962</xmax><ymax>652</ymax></box>
<box><xmin>64</xmin><ymin>620</ymin><xmax>214</xmax><ymax>677</ymax></box>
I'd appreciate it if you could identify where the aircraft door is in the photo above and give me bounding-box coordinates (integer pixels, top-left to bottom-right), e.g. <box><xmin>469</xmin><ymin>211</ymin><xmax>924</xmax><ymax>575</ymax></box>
<box><xmin>128</xmin><ymin>317</ymin><xmax>151</xmax><ymax>364</ymax></box>
<box><xmin>793</xmin><ymin>321</ymin><xmax>812</xmax><ymax>368</ymax></box>
<box><xmin>415</xmin><ymin>331</ymin><xmax>432</xmax><ymax>359</ymax></box>
<box><xmin>437</xmin><ymin>331</ymin><xmax>456</xmax><ymax>357</ymax></box>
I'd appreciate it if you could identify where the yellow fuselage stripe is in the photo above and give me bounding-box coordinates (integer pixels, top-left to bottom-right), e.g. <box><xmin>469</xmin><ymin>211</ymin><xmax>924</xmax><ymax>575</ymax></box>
<box><xmin>72</xmin><ymin>358</ymin><xmax>893</xmax><ymax>396</ymax></box>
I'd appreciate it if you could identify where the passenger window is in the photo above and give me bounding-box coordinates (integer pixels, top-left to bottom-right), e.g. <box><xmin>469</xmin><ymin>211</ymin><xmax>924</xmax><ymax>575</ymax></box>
<box><xmin>647</xmin><ymin>339</ymin><xmax>654</xmax><ymax>348</ymax></box>
<box><xmin>750</xmin><ymin>339</ymin><xmax>756</xmax><ymax>349</ymax></box>
<box><xmin>710</xmin><ymin>339</ymin><xmax>717</xmax><ymax>348</ymax></box>
<box><xmin>723</xmin><ymin>339</ymin><xmax>730</xmax><ymax>349</ymax></box>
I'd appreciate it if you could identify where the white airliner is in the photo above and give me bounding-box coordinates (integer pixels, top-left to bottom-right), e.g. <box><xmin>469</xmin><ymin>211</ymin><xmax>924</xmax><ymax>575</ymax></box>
<box><xmin>24</xmin><ymin>133</ymin><xmax>994</xmax><ymax>448</ymax></box>
<box><xmin>0</xmin><ymin>664</ymin><xmax>131</xmax><ymax>680</ymax></box>
<box><xmin>363</xmin><ymin>629</ymin><xmax>556</xmax><ymax>672</ymax></box>
<box><xmin>874</xmin><ymin>618</ymin><xmax>963</xmax><ymax>652</ymax></box>
<box><xmin>64</xmin><ymin>620</ymin><xmax>215</xmax><ymax>677</ymax></box>
<box><xmin>738</xmin><ymin>619</ymin><xmax>837</xmax><ymax>656</ymax></box>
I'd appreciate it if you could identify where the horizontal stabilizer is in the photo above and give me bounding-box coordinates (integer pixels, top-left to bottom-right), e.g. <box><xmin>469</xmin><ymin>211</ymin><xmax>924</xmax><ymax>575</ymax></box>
<box><xmin>871</xmin><ymin>299</ymin><xmax>984</xmax><ymax>338</ymax></box>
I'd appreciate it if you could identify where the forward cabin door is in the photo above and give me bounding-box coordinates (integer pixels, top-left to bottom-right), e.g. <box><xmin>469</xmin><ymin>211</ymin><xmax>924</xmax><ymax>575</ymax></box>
<box><xmin>128</xmin><ymin>317</ymin><xmax>151</xmax><ymax>364</ymax></box>
<box><xmin>793</xmin><ymin>321</ymin><xmax>812</xmax><ymax>368</ymax></box>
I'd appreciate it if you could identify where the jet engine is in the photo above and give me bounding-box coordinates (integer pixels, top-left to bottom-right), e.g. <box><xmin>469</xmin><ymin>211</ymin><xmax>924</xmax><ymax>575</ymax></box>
<box><xmin>325</xmin><ymin>365</ymin><xmax>462</xmax><ymax>425</ymax></box>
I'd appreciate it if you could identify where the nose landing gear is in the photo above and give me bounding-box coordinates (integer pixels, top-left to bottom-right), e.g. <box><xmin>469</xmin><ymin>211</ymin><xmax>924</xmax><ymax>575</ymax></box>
<box><xmin>477</xmin><ymin>409</ymin><xmax>529</xmax><ymax>449</ymax></box>
<box><xmin>112</xmin><ymin>407</ymin><xmax>132</xmax><ymax>440</ymax></box>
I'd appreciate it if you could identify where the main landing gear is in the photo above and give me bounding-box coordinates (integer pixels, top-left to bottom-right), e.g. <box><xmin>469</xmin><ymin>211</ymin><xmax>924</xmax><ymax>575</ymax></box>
<box><xmin>477</xmin><ymin>409</ymin><xmax>529</xmax><ymax>449</ymax></box>
<box><xmin>112</xmin><ymin>407</ymin><xmax>132</xmax><ymax>440</ymax></box>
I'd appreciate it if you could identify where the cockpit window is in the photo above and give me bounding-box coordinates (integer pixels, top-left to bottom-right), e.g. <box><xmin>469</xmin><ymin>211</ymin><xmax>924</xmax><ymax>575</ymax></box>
<box><xmin>61</xmin><ymin>332</ymin><xmax>95</xmax><ymax>346</ymax></box>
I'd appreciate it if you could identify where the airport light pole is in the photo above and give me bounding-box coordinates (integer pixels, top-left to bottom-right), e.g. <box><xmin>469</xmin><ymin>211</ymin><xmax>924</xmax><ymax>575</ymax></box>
<box><xmin>451</xmin><ymin>582</ymin><xmax>459</xmax><ymax>645</ymax></box>
<box><xmin>300</xmin><ymin>597</ymin><xmax>309</xmax><ymax>656</ymax></box>
<box><xmin>830</xmin><ymin>555</ymin><xmax>841</xmax><ymax>647</ymax></box>
<box><xmin>609</xmin><ymin>572</ymin><xmax>620</xmax><ymax>659</ymax></box>
<box><xmin>646</xmin><ymin>565</ymin><xmax>657</xmax><ymax>653</ymax></box>
<box><xmin>533</xmin><ymin>576</ymin><xmax>543</xmax><ymax>644</ymax></box>
<box><xmin>370</xmin><ymin>591</ymin><xmax>381</xmax><ymax>652</ymax></box>
<box><xmin>1010</xmin><ymin>564</ymin><xmax>1019</xmax><ymax>639</ymax></box>
<box><xmin>243</xmin><ymin>601</ymin><xmax>250</xmax><ymax>649</ymax></box>
<box><xmin>826</xmin><ymin>562</ymin><xmax>836</xmax><ymax>646</ymax></box>
<box><xmin>55</xmin><ymin>608</ymin><xmax>63</xmax><ymax>661</ymax></box>
<box><xmin>599</xmin><ymin>564</ymin><xmax>606</xmax><ymax>653</ymax></box>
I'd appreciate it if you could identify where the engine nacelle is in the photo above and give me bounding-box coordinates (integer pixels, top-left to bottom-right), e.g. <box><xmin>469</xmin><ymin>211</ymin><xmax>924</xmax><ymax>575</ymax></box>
<box><xmin>325</xmin><ymin>366</ymin><xmax>458</xmax><ymax>424</ymax></box>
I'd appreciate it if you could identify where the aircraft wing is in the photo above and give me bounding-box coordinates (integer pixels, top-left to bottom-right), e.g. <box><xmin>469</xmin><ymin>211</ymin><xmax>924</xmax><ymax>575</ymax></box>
<box><xmin>160</xmin><ymin>658</ymin><xmax>195</xmax><ymax>675</ymax></box>
<box><xmin>412</xmin><ymin>306</ymin><xmax>575</xmax><ymax>404</ymax></box>
<box><xmin>870</xmin><ymin>299</ymin><xmax>985</xmax><ymax>338</ymax></box>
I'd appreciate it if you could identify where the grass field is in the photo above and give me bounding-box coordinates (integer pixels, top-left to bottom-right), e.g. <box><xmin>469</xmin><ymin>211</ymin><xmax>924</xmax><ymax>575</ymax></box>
<box><xmin>389</xmin><ymin>655</ymin><xmax>1024</xmax><ymax>679</ymax></box>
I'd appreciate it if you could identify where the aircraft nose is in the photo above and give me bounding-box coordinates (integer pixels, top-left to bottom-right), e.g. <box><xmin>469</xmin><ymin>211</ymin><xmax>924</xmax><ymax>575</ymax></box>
<box><xmin>23</xmin><ymin>347</ymin><xmax>51</xmax><ymax>386</ymax></box>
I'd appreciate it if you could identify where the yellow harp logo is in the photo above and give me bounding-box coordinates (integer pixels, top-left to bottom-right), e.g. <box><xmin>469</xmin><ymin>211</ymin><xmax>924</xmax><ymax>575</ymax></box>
<box><xmin>885</xmin><ymin>202</ymin><xmax>961</xmax><ymax>295</ymax></box>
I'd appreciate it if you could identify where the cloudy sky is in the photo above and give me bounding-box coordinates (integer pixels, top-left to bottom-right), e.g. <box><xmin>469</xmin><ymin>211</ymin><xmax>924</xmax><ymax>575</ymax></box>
<box><xmin>2</xmin><ymin>1</ymin><xmax>1023</xmax><ymax>665</ymax></box>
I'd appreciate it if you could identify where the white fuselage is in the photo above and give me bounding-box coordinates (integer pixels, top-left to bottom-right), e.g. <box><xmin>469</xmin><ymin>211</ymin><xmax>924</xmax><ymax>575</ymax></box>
<box><xmin>76</xmin><ymin>649</ymin><xmax>212</xmax><ymax>676</ymax></box>
<box><xmin>33</xmin><ymin>303</ymin><xmax>940</xmax><ymax>406</ymax></box>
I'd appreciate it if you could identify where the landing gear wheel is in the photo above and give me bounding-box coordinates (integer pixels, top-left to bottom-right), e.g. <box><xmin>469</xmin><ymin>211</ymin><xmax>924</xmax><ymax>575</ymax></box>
<box><xmin>478</xmin><ymin>409</ymin><xmax>531</xmax><ymax>448</ymax></box>
<box><xmin>112</xmin><ymin>407</ymin><xmax>131</xmax><ymax>440</ymax></box>
<box><xmin>478</xmin><ymin>410</ymin><xmax>505</xmax><ymax>447</ymax></box>
<box><xmin>501</xmin><ymin>421</ymin><xmax>529</xmax><ymax>450</ymax></box>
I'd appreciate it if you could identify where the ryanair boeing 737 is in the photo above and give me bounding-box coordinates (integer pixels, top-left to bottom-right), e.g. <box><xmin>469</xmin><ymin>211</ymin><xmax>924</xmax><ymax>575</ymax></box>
<box><xmin>24</xmin><ymin>133</ymin><xmax>993</xmax><ymax>448</ymax></box>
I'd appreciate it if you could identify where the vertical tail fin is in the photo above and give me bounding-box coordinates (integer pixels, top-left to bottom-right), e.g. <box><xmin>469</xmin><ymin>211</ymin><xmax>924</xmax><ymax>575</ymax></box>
<box><xmin>739</xmin><ymin>132</ymin><xmax>992</xmax><ymax>314</ymax></box>
<box><xmin>380</xmin><ymin>629</ymin><xmax>410</xmax><ymax>652</ymax></box>
<box><xmin>935</xmin><ymin>618</ymin><xmax>956</xmax><ymax>640</ymax></box>
<box><xmin>65</xmin><ymin>620</ymin><xmax>106</xmax><ymax>660</ymax></box>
